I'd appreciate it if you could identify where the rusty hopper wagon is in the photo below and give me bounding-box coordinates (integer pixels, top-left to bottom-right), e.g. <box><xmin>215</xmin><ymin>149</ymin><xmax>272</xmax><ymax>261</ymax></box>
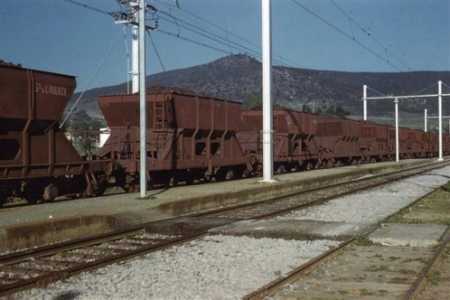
<box><xmin>2</xmin><ymin>62</ymin><xmax>448</xmax><ymax>206</ymax></box>
<box><xmin>98</xmin><ymin>88</ymin><xmax>247</xmax><ymax>189</ymax></box>
<box><xmin>238</xmin><ymin>107</ymin><xmax>444</xmax><ymax>173</ymax></box>
<box><xmin>99</xmin><ymin>87</ymin><xmax>449</xmax><ymax>191</ymax></box>
<box><xmin>0</xmin><ymin>63</ymin><xmax>108</xmax><ymax>206</ymax></box>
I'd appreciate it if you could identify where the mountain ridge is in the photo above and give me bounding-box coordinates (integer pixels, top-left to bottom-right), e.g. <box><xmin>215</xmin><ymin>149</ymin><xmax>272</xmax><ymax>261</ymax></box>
<box><xmin>68</xmin><ymin>54</ymin><xmax>450</xmax><ymax>120</ymax></box>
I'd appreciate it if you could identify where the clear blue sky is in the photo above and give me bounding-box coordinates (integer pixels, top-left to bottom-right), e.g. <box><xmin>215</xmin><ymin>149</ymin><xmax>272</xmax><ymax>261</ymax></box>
<box><xmin>1</xmin><ymin>0</ymin><xmax>449</xmax><ymax>91</ymax></box>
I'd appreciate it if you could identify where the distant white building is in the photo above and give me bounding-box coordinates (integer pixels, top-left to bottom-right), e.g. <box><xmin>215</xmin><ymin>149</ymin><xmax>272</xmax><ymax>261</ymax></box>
<box><xmin>98</xmin><ymin>127</ymin><xmax>111</xmax><ymax>148</ymax></box>
<box><xmin>64</xmin><ymin>127</ymin><xmax>110</xmax><ymax>149</ymax></box>
<box><xmin>64</xmin><ymin>131</ymin><xmax>73</xmax><ymax>142</ymax></box>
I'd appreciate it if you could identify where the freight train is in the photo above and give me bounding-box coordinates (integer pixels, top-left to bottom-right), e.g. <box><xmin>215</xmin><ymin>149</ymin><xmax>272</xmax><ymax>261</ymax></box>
<box><xmin>1</xmin><ymin>63</ymin><xmax>447</xmax><ymax>206</ymax></box>
<box><xmin>98</xmin><ymin>88</ymin><xmax>449</xmax><ymax>190</ymax></box>
<box><xmin>0</xmin><ymin>63</ymin><xmax>112</xmax><ymax>207</ymax></box>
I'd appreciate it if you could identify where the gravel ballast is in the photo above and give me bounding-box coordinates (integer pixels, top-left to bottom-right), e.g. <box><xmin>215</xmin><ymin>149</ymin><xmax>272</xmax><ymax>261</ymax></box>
<box><xmin>277</xmin><ymin>170</ymin><xmax>450</xmax><ymax>224</ymax></box>
<box><xmin>14</xmin><ymin>166</ymin><xmax>450</xmax><ymax>299</ymax></box>
<box><xmin>18</xmin><ymin>235</ymin><xmax>338</xmax><ymax>300</ymax></box>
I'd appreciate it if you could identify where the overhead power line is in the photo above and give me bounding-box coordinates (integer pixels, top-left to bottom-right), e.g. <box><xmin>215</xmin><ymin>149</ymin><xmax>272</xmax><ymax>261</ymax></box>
<box><xmin>158</xmin><ymin>10</ymin><xmax>259</xmax><ymax>55</ymax></box>
<box><xmin>289</xmin><ymin>0</ymin><xmax>403</xmax><ymax>72</ymax></box>
<box><xmin>62</xmin><ymin>0</ymin><xmax>296</xmax><ymax>67</ymax></box>
<box><xmin>147</xmin><ymin>31</ymin><xmax>166</xmax><ymax>72</ymax></box>
<box><xmin>329</xmin><ymin>0</ymin><xmax>411</xmax><ymax>71</ymax></box>
<box><xmin>366</xmin><ymin>86</ymin><xmax>386</xmax><ymax>97</ymax></box>
<box><xmin>158</xmin><ymin>10</ymin><xmax>297</xmax><ymax>67</ymax></box>
<box><xmin>156</xmin><ymin>28</ymin><xmax>232</xmax><ymax>55</ymax></box>
<box><xmin>153</xmin><ymin>0</ymin><xmax>299</xmax><ymax>67</ymax></box>
<box><xmin>153</xmin><ymin>0</ymin><xmax>255</xmax><ymax>46</ymax></box>
<box><xmin>62</xmin><ymin>0</ymin><xmax>112</xmax><ymax>16</ymax></box>
<box><xmin>61</xmin><ymin>0</ymin><xmax>234</xmax><ymax>63</ymax></box>
<box><xmin>158</xmin><ymin>12</ymin><xmax>263</xmax><ymax>60</ymax></box>
<box><xmin>412</xmin><ymin>82</ymin><xmax>438</xmax><ymax>96</ymax></box>
<box><xmin>60</xmin><ymin>34</ymin><xmax>120</xmax><ymax>128</ymax></box>
<box><xmin>442</xmin><ymin>82</ymin><xmax>450</xmax><ymax>93</ymax></box>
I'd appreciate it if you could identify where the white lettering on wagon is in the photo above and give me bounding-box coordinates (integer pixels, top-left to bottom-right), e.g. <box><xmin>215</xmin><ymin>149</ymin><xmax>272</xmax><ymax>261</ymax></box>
<box><xmin>35</xmin><ymin>82</ymin><xmax>68</xmax><ymax>97</ymax></box>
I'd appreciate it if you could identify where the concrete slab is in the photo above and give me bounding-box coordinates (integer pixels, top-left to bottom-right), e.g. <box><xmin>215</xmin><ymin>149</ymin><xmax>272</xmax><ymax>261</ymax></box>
<box><xmin>272</xmin><ymin>244</ymin><xmax>435</xmax><ymax>300</ymax></box>
<box><xmin>369</xmin><ymin>223</ymin><xmax>447</xmax><ymax>247</ymax></box>
<box><xmin>210</xmin><ymin>219</ymin><xmax>368</xmax><ymax>240</ymax></box>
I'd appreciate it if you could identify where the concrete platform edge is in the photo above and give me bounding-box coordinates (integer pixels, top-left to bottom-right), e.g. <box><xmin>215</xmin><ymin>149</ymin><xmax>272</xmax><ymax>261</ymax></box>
<box><xmin>0</xmin><ymin>159</ymin><xmax>438</xmax><ymax>253</ymax></box>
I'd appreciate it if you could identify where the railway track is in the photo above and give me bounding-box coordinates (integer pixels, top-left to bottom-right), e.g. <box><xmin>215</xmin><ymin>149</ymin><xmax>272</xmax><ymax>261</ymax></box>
<box><xmin>242</xmin><ymin>193</ymin><xmax>448</xmax><ymax>300</ymax></box>
<box><xmin>1</xmin><ymin>159</ymin><xmax>449</xmax><ymax>297</ymax></box>
<box><xmin>242</xmin><ymin>175</ymin><xmax>450</xmax><ymax>300</ymax></box>
<box><xmin>404</xmin><ymin>226</ymin><xmax>450</xmax><ymax>300</ymax></box>
<box><xmin>243</xmin><ymin>238</ymin><xmax>355</xmax><ymax>300</ymax></box>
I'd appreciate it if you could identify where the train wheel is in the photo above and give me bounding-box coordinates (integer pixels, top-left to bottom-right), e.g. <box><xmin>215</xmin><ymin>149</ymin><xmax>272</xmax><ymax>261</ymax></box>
<box><xmin>113</xmin><ymin>168</ymin><xmax>127</xmax><ymax>191</ymax></box>
<box><xmin>126</xmin><ymin>180</ymin><xmax>138</xmax><ymax>193</ymax></box>
<box><xmin>317</xmin><ymin>160</ymin><xmax>326</xmax><ymax>169</ymax></box>
<box><xmin>241</xmin><ymin>168</ymin><xmax>251</xmax><ymax>178</ymax></box>
<box><xmin>96</xmin><ymin>175</ymin><xmax>108</xmax><ymax>196</ymax></box>
<box><xmin>234</xmin><ymin>167</ymin><xmax>245</xmax><ymax>179</ymax></box>
<box><xmin>215</xmin><ymin>169</ymin><xmax>226</xmax><ymax>181</ymax></box>
<box><xmin>0</xmin><ymin>187</ymin><xmax>7</xmax><ymax>207</ymax></box>
<box><xmin>24</xmin><ymin>189</ymin><xmax>40</xmax><ymax>205</ymax></box>
<box><xmin>225</xmin><ymin>169</ymin><xmax>235</xmax><ymax>180</ymax></box>
<box><xmin>43</xmin><ymin>183</ymin><xmax>59</xmax><ymax>202</ymax></box>
<box><xmin>276</xmin><ymin>165</ymin><xmax>287</xmax><ymax>174</ymax></box>
<box><xmin>169</xmin><ymin>176</ymin><xmax>179</xmax><ymax>187</ymax></box>
<box><xmin>204</xmin><ymin>173</ymin><xmax>213</xmax><ymax>182</ymax></box>
<box><xmin>147</xmin><ymin>173</ymin><xmax>157</xmax><ymax>190</ymax></box>
<box><xmin>21</xmin><ymin>181</ymin><xmax>42</xmax><ymax>204</ymax></box>
<box><xmin>327</xmin><ymin>159</ymin><xmax>335</xmax><ymax>168</ymax></box>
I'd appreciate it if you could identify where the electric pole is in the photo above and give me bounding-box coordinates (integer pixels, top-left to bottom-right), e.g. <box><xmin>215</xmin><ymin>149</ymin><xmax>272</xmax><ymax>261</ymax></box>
<box><xmin>132</xmin><ymin>24</ymin><xmax>139</xmax><ymax>93</ymax></box>
<box><xmin>113</xmin><ymin>1</ymin><xmax>158</xmax><ymax>198</ymax></box>
<box><xmin>261</xmin><ymin>0</ymin><xmax>274</xmax><ymax>182</ymax></box>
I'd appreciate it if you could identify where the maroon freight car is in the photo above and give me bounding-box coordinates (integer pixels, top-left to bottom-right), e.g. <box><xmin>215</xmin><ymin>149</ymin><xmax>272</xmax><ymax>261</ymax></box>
<box><xmin>98</xmin><ymin>88</ymin><xmax>247</xmax><ymax>188</ymax></box>
<box><xmin>96</xmin><ymin>87</ymin><xmax>444</xmax><ymax>192</ymax></box>
<box><xmin>0</xmin><ymin>64</ymin><xmax>107</xmax><ymax>206</ymax></box>
<box><xmin>239</xmin><ymin>108</ymin><xmax>322</xmax><ymax>172</ymax></box>
<box><xmin>239</xmin><ymin>108</ymin><xmax>369</xmax><ymax>172</ymax></box>
<box><xmin>238</xmin><ymin>107</ymin><xmax>438</xmax><ymax>173</ymax></box>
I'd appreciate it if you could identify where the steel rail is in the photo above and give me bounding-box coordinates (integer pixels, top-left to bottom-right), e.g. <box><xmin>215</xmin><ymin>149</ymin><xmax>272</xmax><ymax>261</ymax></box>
<box><xmin>0</xmin><ymin>232</ymin><xmax>207</xmax><ymax>297</ymax></box>
<box><xmin>243</xmin><ymin>188</ymin><xmax>444</xmax><ymax>300</ymax></box>
<box><xmin>0</xmin><ymin>159</ymin><xmax>449</xmax><ymax>297</ymax></box>
<box><xmin>1</xmin><ymin>160</ymin><xmax>436</xmax><ymax>263</ymax></box>
<box><xmin>403</xmin><ymin>226</ymin><xmax>450</xmax><ymax>300</ymax></box>
<box><xmin>243</xmin><ymin>239</ymin><xmax>354</xmax><ymax>300</ymax></box>
<box><xmin>4</xmin><ymin>158</ymin><xmax>448</xmax><ymax>264</ymax></box>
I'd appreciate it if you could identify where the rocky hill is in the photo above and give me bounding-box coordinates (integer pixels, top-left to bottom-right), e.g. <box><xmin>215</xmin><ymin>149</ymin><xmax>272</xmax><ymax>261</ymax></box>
<box><xmin>68</xmin><ymin>54</ymin><xmax>450</xmax><ymax>123</ymax></box>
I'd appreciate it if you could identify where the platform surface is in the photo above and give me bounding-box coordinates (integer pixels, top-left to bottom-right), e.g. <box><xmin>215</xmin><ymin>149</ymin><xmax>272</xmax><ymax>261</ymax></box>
<box><xmin>0</xmin><ymin>159</ymin><xmax>431</xmax><ymax>231</ymax></box>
